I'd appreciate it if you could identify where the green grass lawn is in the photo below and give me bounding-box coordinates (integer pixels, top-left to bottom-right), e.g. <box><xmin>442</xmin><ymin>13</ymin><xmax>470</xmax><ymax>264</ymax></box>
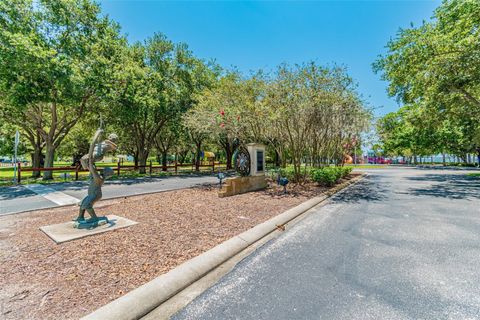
<box><xmin>344</xmin><ymin>164</ymin><xmax>388</xmax><ymax>169</ymax></box>
<box><xmin>0</xmin><ymin>160</ymin><xmax>224</xmax><ymax>186</ymax></box>
<box><xmin>468</xmin><ymin>173</ymin><xmax>480</xmax><ymax>178</ymax></box>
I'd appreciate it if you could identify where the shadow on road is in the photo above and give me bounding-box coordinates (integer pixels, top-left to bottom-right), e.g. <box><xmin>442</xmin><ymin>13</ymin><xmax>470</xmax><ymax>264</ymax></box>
<box><xmin>0</xmin><ymin>173</ymin><xmax>220</xmax><ymax>198</ymax></box>
<box><xmin>413</xmin><ymin>166</ymin><xmax>480</xmax><ymax>171</ymax></box>
<box><xmin>71</xmin><ymin>173</ymin><xmax>217</xmax><ymax>188</ymax></box>
<box><xmin>404</xmin><ymin>174</ymin><xmax>480</xmax><ymax>200</ymax></box>
<box><xmin>331</xmin><ymin>178</ymin><xmax>388</xmax><ymax>203</ymax></box>
<box><xmin>0</xmin><ymin>186</ymin><xmax>36</xmax><ymax>200</ymax></box>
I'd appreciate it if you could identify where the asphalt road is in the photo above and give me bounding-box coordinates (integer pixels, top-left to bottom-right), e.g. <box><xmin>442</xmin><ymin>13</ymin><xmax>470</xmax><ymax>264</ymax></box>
<box><xmin>0</xmin><ymin>175</ymin><xmax>218</xmax><ymax>215</ymax></box>
<box><xmin>173</xmin><ymin>167</ymin><xmax>480</xmax><ymax>320</ymax></box>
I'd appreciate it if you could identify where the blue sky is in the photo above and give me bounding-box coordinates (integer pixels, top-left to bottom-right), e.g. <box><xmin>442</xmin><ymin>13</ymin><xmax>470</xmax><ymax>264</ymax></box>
<box><xmin>100</xmin><ymin>0</ymin><xmax>441</xmax><ymax>116</ymax></box>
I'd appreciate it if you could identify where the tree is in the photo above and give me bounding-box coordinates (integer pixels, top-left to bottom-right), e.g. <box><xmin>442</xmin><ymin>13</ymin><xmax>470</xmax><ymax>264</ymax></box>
<box><xmin>0</xmin><ymin>123</ymin><xmax>28</xmax><ymax>159</ymax></box>
<box><xmin>377</xmin><ymin>102</ymin><xmax>480</xmax><ymax>164</ymax></box>
<box><xmin>56</xmin><ymin>123</ymin><xmax>93</xmax><ymax>164</ymax></box>
<box><xmin>374</xmin><ymin>0</ymin><xmax>480</xmax><ymax>164</ymax></box>
<box><xmin>154</xmin><ymin>118</ymin><xmax>181</xmax><ymax>169</ymax></box>
<box><xmin>189</xmin><ymin>72</ymin><xmax>257</xmax><ymax>169</ymax></box>
<box><xmin>183</xmin><ymin>106</ymin><xmax>212</xmax><ymax>171</ymax></box>
<box><xmin>263</xmin><ymin>62</ymin><xmax>370</xmax><ymax>181</ymax></box>
<box><xmin>0</xmin><ymin>0</ymin><xmax>124</xmax><ymax>179</ymax></box>
<box><xmin>110</xmin><ymin>34</ymin><xmax>217</xmax><ymax>173</ymax></box>
<box><xmin>374</xmin><ymin>0</ymin><xmax>480</xmax><ymax>110</ymax></box>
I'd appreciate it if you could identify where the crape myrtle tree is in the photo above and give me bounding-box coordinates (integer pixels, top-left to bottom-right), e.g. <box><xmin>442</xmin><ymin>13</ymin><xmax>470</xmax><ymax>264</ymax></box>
<box><xmin>0</xmin><ymin>0</ymin><xmax>124</xmax><ymax>179</ymax></box>
<box><xmin>185</xmin><ymin>62</ymin><xmax>370</xmax><ymax>181</ymax></box>
<box><xmin>187</xmin><ymin>72</ymin><xmax>258</xmax><ymax>169</ymax></box>
<box><xmin>374</xmin><ymin>0</ymin><xmax>480</xmax><ymax>164</ymax></box>
<box><xmin>184</xmin><ymin>71</ymin><xmax>270</xmax><ymax>170</ymax></box>
<box><xmin>263</xmin><ymin>62</ymin><xmax>370</xmax><ymax>182</ymax></box>
<box><xmin>109</xmin><ymin>33</ymin><xmax>218</xmax><ymax>173</ymax></box>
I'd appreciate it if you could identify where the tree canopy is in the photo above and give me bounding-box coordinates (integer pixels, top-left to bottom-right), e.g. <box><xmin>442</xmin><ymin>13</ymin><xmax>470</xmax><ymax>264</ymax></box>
<box><xmin>375</xmin><ymin>0</ymin><xmax>480</xmax><ymax>163</ymax></box>
<box><xmin>0</xmin><ymin>0</ymin><xmax>372</xmax><ymax>182</ymax></box>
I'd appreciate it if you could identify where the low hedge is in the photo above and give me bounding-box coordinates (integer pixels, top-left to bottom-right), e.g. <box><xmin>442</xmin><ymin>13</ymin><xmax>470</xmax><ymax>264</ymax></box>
<box><xmin>268</xmin><ymin>165</ymin><xmax>352</xmax><ymax>185</ymax></box>
<box><xmin>278</xmin><ymin>166</ymin><xmax>314</xmax><ymax>183</ymax></box>
<box><xmin>311</xmin><ymin>166</ymin><xmax>352</xmax><ymax>186</ymax></box>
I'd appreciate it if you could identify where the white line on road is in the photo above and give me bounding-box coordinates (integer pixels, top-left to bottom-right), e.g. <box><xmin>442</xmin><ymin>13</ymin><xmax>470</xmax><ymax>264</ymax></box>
<box><xmin>24</xmin><ymin>184</ymin><xmax>80</xmax><ymax>206</ymax></box>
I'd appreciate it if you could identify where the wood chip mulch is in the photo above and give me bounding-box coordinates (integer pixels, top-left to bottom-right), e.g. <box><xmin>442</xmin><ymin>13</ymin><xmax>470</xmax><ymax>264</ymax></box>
<box><xmin>0</xmin><ymin>176</ymin><xmax>356</xmax><ymax>320</ymax></box>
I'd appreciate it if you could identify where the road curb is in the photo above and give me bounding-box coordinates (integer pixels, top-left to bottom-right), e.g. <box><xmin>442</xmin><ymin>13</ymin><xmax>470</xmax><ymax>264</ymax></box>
<box><xmin>82</xmin><ymin>173</ymin><xmax>367</xmax><ymax>320</ymax></box>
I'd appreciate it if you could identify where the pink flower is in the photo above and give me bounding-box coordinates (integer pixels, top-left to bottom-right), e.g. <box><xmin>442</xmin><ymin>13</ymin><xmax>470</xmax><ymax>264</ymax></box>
<box><xmin>220</xmin><ymin>123</ymin><xmax>225</xmax><ymax>128</ymax></box>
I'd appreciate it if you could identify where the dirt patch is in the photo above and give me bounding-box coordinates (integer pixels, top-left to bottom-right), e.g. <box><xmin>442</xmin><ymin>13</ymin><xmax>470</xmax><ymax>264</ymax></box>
<box><xmin>0</xmin><ymin>175</ymin><xmax>357</xmax><ymax>319</ymax></box>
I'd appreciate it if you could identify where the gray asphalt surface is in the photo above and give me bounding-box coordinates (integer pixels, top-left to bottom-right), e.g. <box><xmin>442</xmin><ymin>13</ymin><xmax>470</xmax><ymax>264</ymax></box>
<box><xmin>173</xmin><ymin>167</ymin><xmax>480</xmax><ymax>320</ymax></box>
<box><xmin>0</xmin><ymin>175</ymin><xmax>217</xmax><ymax>215</ymax></box>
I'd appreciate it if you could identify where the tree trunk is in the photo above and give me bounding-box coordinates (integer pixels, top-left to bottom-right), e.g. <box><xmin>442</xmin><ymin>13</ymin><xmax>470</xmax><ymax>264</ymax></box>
<box><xmin>195</xmin><ymin>142</ymin><xmax>202</xmax><ymax>171</ymax></box>
<box><xmin>178</xmin><ymin>151</ymin><xmax>187</xmax><ymax>164</ymax></box>
<box><xmin>31</xmin><ymin>147</ymin><xmax>43</xmax><ymax>178</ymax></box>
<box><xmin>274</xmin><ymin>149</ymin><xmax>281</xmax><ymax>167</ymax></box>
<box><xmin>134</xmin><ymin>156</ymin><xmax>139</xmax><ymax>168</ymax></box>
<box><xmin>138</xmin><ymin>151</ymin><xmax>149</xmax><ymax>174</ymax></box>
<box><xmin>162</xmin><ymin>152</ymin><xmax>168</xmax><ymax>171</ymax></box>
<box><xmin>43</xmin><ymin>143</ymin><xmax>55</xmax><ymax>180</ymax></box>
<box><xmin>225</xmin><ymin>145</ymin><xmax>233</xmax><ymax>170</ymax></box>
<box><xmin>442</xmin><ymin>153</ymin><xmax>446</xmax><ymax>166</ymax></box>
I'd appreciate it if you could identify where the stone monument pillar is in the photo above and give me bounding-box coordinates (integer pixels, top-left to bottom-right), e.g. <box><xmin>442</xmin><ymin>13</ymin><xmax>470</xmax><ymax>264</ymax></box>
<box><xmin>219</xmin><ymin>143</ymin><xmax>267</xmax><ymax>197</ymax></box>
<box><xmin>246</xmin><ymin>143</ymin><xmax>266</xmax><ymax>177</ymax></box>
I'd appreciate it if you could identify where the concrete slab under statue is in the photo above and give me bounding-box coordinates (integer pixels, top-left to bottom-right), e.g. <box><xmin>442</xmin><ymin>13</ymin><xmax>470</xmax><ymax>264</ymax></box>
<box><xmin>40</xmin><ymin>215</ymin><xmax>138</xmax><ymax>244</ymax></box>
<box><xmin>219</xmin><ymin>143</ymin><xmax>267</xmax><ymax>197</ymax></box>
<box><xmin>39</xmin><ymin>127</ymin><xmax>137</xmax><ymax>244</ymax></box>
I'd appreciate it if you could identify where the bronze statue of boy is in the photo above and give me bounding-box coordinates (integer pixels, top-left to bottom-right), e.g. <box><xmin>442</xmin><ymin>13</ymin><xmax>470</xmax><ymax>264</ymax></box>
<box><xmin>80</xmin><ymin>132</ymin><xmax>118</xmax><ymax>170</ymax></box>
<box><xmin>74</xmin><ymin>129</ymin><xmax>115</xmax><ymax>229</ymax></box>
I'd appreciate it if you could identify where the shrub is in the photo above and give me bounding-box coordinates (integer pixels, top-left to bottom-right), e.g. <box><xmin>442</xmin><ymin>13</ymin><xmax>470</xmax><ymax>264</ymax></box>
<box><xmin>341</xmin><ymin>167</ymin><xmax>352</xmax><ymax>177</ymax></box>
<box><xmin>279</xmin><ymin>166</ymin><xmax>313</xmax><ymax>183</ymax></box>
<box><xmin>311</xmin><ymin>166</ymin><xmax>352</xmax><ymax>186</ymax></box>
<box><xmin>279</xmin><ymin>166</ymin><xmax>296</xmax><ymax>181</ymax></box>
<box><xmin>311</xmin><ymin>167</ymin><xmax>339</xmax><ymax>186</ymax></box>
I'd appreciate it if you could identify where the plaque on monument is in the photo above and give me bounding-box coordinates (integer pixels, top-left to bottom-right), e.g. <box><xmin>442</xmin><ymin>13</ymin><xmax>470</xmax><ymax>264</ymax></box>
<box><xmin>256</xmin><ymin>150</ymin><xmax>264</xmax><ymax>172</ymax></box>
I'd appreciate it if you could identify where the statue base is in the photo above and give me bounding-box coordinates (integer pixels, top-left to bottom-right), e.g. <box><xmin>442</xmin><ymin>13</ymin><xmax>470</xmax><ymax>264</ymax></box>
<box><xmin>73</xmin><ymin>216</ymin><xmax>109</xmax><ymax>229</ymax></box>
<box><xmin>40</xmin><ymin>215</ymin><xmax>138</xmax><ymax>244</ymax></box>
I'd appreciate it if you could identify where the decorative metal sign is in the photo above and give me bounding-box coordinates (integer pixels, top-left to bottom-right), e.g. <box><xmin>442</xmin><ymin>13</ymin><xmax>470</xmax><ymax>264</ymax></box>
<box><xmin>233</xmin><ymin>145</ymin><xmax>251</xmax><ymax>176</ymax></box>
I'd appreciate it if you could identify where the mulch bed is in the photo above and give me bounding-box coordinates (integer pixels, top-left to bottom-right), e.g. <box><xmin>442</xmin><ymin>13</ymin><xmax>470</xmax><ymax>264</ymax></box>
<box><xmin>0</xmin><ymin>175</ymin><xmax>357</xmax><ymax>319</ymax></box>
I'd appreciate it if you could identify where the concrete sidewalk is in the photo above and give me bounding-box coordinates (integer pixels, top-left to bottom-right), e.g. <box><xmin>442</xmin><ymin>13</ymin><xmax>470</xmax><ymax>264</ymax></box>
<box><xmin>0</xmin><ymin>175</ymin><xmax>218</xmax><ymax>216</ymax></box>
